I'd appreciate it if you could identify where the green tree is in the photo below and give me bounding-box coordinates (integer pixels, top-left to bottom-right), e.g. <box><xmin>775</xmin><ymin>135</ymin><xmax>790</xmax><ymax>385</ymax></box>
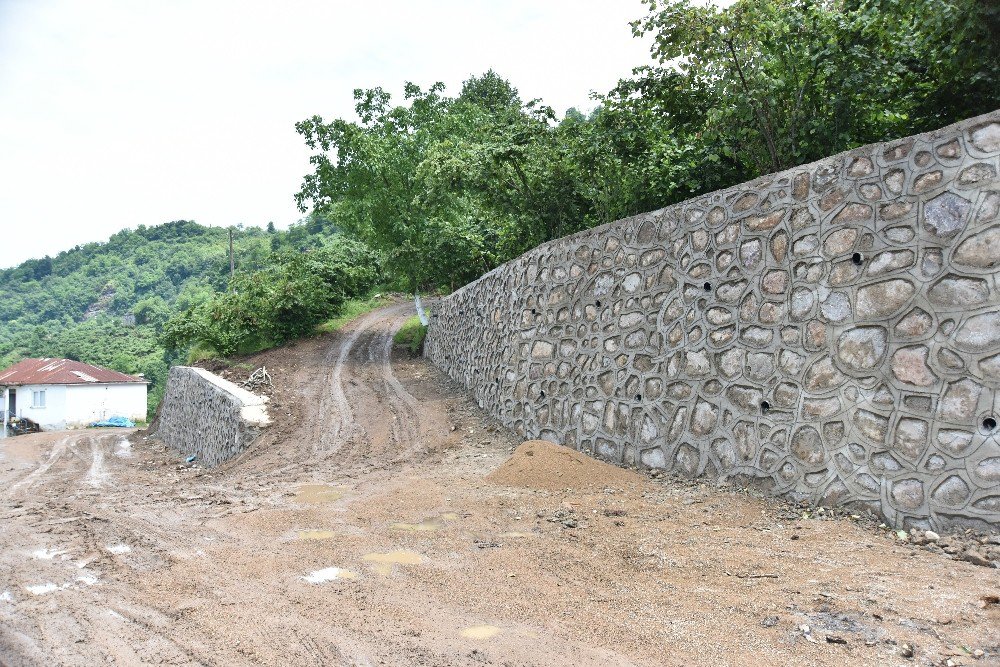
<box><xmin>626</xmin><ymin>0</ymin><xmax>1000</xmax><ymax>175</ymax></box>
<box><xmin>296</xmin><ymin>82</ymin><xmax>485</xmax><ymax>289</ymax></box>
<box><xmin>162</xmin><ymin>236</ymin><xmax>381</xmax><ymax>356</ymax></box>
<box><xmin>296</xmin><ymin>71</ymin><xmax>640</xmax><ymax>285</ymax></box>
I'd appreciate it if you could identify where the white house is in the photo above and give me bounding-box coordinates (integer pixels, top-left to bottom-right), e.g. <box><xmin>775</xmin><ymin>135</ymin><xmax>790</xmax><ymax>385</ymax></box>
<box><xmin>0</xmin><ymin>358</ymin><xmax>148</xmax><ymax>431</ymax></box>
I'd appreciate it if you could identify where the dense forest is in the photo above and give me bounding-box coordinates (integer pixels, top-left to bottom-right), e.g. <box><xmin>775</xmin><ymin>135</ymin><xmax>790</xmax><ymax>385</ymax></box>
<box><xmin>1</xmin><ymin>0</ymin><xmax>997</xmax><ymax>417</ymax></box>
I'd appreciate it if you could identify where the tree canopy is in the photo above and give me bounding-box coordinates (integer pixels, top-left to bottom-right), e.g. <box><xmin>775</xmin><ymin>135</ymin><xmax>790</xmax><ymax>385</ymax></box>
<box><xmin>295</xmin><ymin>1</ymin><xmax>997</xmax><ymax>290</ymax></box>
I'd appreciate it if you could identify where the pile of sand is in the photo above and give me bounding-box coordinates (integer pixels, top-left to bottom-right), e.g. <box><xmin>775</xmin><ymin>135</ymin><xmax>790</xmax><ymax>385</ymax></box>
<box><xmin>485</xmin><ymin>440</ymin><xmax>646</xmax><ymax>491</ymax></box>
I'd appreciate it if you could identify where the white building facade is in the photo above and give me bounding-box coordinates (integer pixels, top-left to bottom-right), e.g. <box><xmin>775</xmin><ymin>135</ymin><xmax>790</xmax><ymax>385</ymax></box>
<box><xmin>1</xmin><ymin>359</ymin><xmax>147</xmax><ymax>432</ymax></box>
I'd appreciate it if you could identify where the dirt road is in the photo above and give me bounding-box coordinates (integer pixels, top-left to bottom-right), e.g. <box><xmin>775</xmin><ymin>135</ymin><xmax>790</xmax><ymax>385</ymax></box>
<box><xmin>1</xmin><ymin>304</ymin><xmax>998</xmax><ymax>666</ymax></box>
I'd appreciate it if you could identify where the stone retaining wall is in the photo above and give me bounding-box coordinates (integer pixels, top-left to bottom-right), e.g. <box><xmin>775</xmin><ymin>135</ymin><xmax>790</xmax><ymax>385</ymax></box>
<box><xmin>152</xmin><ymin>366</ymin><xmax>270</xmax><ymax>466</ymax></box>
<box><xmin>426</xmin><ymin>111</ymin><xmax>1000</xmax><ymax>532</ymax></box>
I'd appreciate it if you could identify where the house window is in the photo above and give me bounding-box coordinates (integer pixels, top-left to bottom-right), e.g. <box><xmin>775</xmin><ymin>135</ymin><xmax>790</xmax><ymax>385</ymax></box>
<box><xmin>32</xmin><ymin>390</ymin><xmax>46</xmax><ymax>409</ymax></box>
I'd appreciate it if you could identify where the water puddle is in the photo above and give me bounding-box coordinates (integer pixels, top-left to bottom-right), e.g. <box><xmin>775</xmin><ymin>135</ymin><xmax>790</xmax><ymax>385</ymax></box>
<box><xmin>461</xmin><ymin>625</ymin><xmax>502</xmax><ymax>639</ymax></box>
<box><xmin>294</xmin><ymin>484</ymin><xmax>345</xmax><ymax>504</ymax></box>
<box><xmin>24</xmin><ymin>573</ymin><xmax>98</xmax><ymax>596</ymax></box>
<box><xmin>107</xmin><ymin>544</ymin><xmax>131</xmax><ymax>555</ymax></box>
<box><xmin>32</xmin><ymin>548</ymin><xmax>67</xmax><ymax>560</ymax></box>
<box><xmin>303</xmin><ymin>567</ymin><xmax>357</xmax><ymax>583</ymax></box>
<box><xmin>114</xmin><ymin>437</ymin><xmax>133</xmax><ymax>459</ymax></box>
<box><xmin>0</xmin><ymin>591</ymin><xmax>12</xmax><ymax>603</ymax></box>
<box><xmin>390</xmin><ymin>520</ymin><xmax>440</xmax><ymax>533</ymax></box>
<box><xmin>25</xmin><ymin>583</ymin><xmax>60</xmax><ymax>596</ymax></box>
<box><xmin>390</xmin><ymin>512</ymin><xmax>462</xmax><ymax>532</ymax></box>
<box><xmin>362</xmin><ymin>550</ymin><xmax>423</xmax><ymax>575</ymax></box>
<box><xmin>297</xmin><ymin>530</ymin><xmax>337</xmax><ymax>541</ymax></box>
<box><xmin>76</xmin><ymin>573</ymin><xmax>98</xmax><ymax>586</ymax></box>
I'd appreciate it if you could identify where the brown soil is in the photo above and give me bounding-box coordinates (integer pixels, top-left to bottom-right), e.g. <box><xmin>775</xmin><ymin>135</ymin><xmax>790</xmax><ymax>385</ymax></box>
<box><xmin>1</xmin><ymin>302</ymin><xmax>998</xmax><ymax>667</ymax></box>
<box><xmin>487</xmin><ymin>440</ymin><xmax>645</xmax><ymax>492</ymax></box>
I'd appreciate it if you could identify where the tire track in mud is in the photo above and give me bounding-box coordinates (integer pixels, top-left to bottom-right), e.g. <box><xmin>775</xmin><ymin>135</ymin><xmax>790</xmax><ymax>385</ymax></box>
<box><xmin>6</xmin><ymin>435</ymin><xmax>73</xmax><ymax>497</ymax></box>
<box><xmin>7</xmin><ymin>431</ymin><xmax>210</xmax><ymax>558</ymax></box>
<box><xmin>231</xmin><ymin>309</ymin><xmax>386</xmax><ymax>478</ymax></box>
<box><xmin>315</xmin><ymin>308</ymin><xmax>387</xmax><ymax>455</ymax></box>
<box><xmin>85</xmin><ymin>436</ymin><xmax>107</xmax><ymax>488</ymax></box>
<box><xmin>7</xmin><ymin>433</ymin><xmax>122</xmax><ymax>498</ymax></box>
<box><xmin>256</xmin><ymin>303</ymin><xmax>423</xmax><ymax>473</ymax></box>
<box><xmin>328</xmin><ymin>304</ymin><xmax>423</xmax><ymax>466</ymax></box>
<box><xmin>1</xmin><ymin>432</ymin><xmax>214</xmax><ymax>667</ymax></box>
<box><xmin>330</xmin><ymin>305</ymin><xmax>424</xmax><ymax>467</ymax></box>
<box><xmin>377</xmin><ymin>312</ymin><xmax>423</xmax><ymax>463</ymax></box>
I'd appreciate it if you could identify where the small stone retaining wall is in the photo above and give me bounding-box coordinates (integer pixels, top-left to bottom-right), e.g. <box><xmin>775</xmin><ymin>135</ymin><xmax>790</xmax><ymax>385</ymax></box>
<box><xmin>153</xmin><ymin>366</ymin><xmax>270</xmax><ymax>466</ymax></box>
<box><xmin>426</xmin><ymin>111</ymin><xmax>1000</xmax><ymax>532</ymax></box>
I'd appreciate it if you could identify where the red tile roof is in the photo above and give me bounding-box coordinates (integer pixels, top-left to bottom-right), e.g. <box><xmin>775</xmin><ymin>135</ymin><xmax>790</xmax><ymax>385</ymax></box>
<box><xmin>0</xmin><ymin>358</ymin><xmax>147</xmax><ymax>385</ymax></box>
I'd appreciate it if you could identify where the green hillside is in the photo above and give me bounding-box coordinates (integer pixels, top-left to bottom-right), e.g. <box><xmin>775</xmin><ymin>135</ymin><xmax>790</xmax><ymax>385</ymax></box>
<box><xmin>0</xmin><ymin>217</ymin><xmax>370</xmax><ymax>416</ymax></box>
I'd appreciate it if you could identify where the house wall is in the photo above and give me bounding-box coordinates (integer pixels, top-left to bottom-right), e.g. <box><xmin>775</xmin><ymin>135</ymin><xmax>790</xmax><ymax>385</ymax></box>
<box><xmin>64</xmin><ymin>384</ymin><xmax>147</xmax><ymax>426</ymax></box>
<box><xmin>15</xmin><ymin>385</ymin><xmax>68</xmax><ymax>430</ymax></box>
<box><xmin>10</xmin><ymin>383</ymin><xmax>146</xmax><ymax>429</ymax></box>
<box><xmin>425</xmin><ymin>111</ymin><xmax>1000</xmax><ymax>532</ymax></box>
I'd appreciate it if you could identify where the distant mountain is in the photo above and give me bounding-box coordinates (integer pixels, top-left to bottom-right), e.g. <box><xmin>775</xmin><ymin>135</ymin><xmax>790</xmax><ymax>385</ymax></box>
<box><xmin>0</xmin><ymin>217</ymin><xmax>340</xmax><ymax>416</ymax></box>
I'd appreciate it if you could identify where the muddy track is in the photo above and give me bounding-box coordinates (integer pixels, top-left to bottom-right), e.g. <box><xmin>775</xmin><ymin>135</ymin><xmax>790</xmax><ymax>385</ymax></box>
<box><xmin>0</xmin><ymin>304</ymin><xmax>447</xmax><ymax>666</ymax></box>
<box><xmin>1</xmin><ymin>304</ymin><xmax>998</xmax><ymax>667</ymax></box>
<box><xmin>237</xmin><ymin>303</ymin><xmax>419</xmax><ymax>479</ymax></box>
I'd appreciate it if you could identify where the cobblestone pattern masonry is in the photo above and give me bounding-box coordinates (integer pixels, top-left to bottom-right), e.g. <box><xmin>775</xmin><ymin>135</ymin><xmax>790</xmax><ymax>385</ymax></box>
<box><xmin>153</xmin><ymin>366</ymin><xmax>270</xmax><ymax>466</ymax></box>
<box><xmin>426</xmin><ymin>111</ymin><xmax>1000</xmax><ymax>532</ymax></box>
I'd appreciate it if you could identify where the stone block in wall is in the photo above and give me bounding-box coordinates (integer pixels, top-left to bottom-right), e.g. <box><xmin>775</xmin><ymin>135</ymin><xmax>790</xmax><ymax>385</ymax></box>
<box><xmin>152</xmin><ymin>366</ymin><xmax>271</xmax><ymax>466</ymax></box>
<box><xmin>425</xmin><ymin>110</ymin><xmax>1000</xmax><ymax>533</ymax></box>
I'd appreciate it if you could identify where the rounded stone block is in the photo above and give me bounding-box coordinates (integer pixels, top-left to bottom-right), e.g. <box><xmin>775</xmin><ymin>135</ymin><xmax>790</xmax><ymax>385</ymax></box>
<box><xmin>791</xmin><ymin>425</ymin><xmax>825</xmax><ymax>465</ymax></box>
<box><xmin>891</xmin><ymin>479</ymin><xmax>925</xmax><ymax>510</ymax></box>
<box><xmin>969</xmin><ymin>121</ymin><xmax>1000</xmax><ymax>152</ymax></box>
<box><xmin>855</xmin><ymin>279</ymin><xmax>915</xmax><ymax>319</ymax></box>
<box><xmin>836</xmin><ymin>326</ymin><xmax>887</xmax><ymax>371</ymax></box>
<box><xmin>890</xmin><ymin>346</ymin><xmax>935</xmax><ymax>387</ymax></box>
<box><xmin>928</xmin><ymin>275</ymin><xmax>989</xmax><ymax>309</ymax></box>
<box><xmin>931</xmin><ymin>475</ymin><xmax>971</xmax><ymax>506</ymax></box>
<box><xmin>953</xmin><ymin>312</ymin><xmax>1000</xmax><ymax>353</ymax></box>
<box><xmin>923</xmin><ymin>192</ymin><xmax>971</xmax><ymax>238</ymax></box>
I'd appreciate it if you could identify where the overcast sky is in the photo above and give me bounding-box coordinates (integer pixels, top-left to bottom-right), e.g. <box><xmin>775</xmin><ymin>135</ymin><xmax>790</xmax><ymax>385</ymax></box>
<box><xmin>0</xmin><ymin>0</ymin><xmax>657</xmax><ymax>269</ymax></box>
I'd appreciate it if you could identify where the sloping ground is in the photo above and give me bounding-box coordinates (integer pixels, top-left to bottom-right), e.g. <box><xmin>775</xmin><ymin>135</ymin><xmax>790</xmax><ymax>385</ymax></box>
<box><xmin>0</xmin><ymin>304</ymin><xmax>997</xmax><ymax>666</ymax></box>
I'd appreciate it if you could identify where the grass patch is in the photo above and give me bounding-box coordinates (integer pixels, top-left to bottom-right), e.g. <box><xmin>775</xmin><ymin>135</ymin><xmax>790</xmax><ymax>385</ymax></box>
<box><xmin>316</xmin><ymin>293</ymin><xmax>391</xmax><ymax>334</ymax></box>
<box><xmin>185</xmin><ymin>339</ymin><xmax>273</xmax><ymax>365</ymax></box>
<box><xmin>393</xmin><ymin>315</ymin><xmax>428</xmax><ymax>355</ymax></box>
<box><xmin>186</xmin><ymin>341</ymin><xmax>219</xmax><ymax>364</ymax></box>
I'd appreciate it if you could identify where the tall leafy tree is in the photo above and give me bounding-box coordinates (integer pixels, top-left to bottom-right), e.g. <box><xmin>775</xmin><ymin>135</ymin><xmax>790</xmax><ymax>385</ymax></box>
<box><xmin>624</xmin><ymin>0</ymin><xmax>1000</xmax><ymax>175</ymax></box>
<box><xmin>296</xmin><ymin>83</ymin><xmax>488</xmax><ymax>289</ymax></box>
